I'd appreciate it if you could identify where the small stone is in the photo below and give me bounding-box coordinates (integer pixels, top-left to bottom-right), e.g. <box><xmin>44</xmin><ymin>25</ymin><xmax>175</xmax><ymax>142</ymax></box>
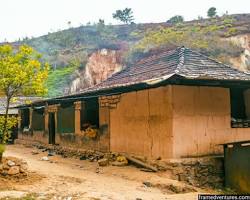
<box><xmin>31</xmin><ymin>150</ymin><xmax>39</xmax><ymax>155</ymax></box>
<box><xmin>143</xmin><ymin>181</ymin><xmax>152</xmax><ymax>187</ymax></box>
<box><xmin>3</xmin><ymin>163</ymin><xmax>10</xmax><ymax>170</ymax></box>
<box><xmin>41</xmin><ymin>156</ymin><xmax>49</xmax><ymax>161</ymax></box>
<box><xmin>8</xmin><ymin>166</ymin><xmax>20</xmax><ymax>175</ymax></box>
<box><xmin>98</xmin><ymin>158</ymin><xmax>109</xmax><ymax>166</ymax></box>
<box><xmin>20</xmin><ymin>164</ymin><xmax>28</xmax><ymax>173</ymax></box>
<box><xmin>7</xmin><ymin>160</ymin><xmax>16</xmax><ymax>167</ymax></box>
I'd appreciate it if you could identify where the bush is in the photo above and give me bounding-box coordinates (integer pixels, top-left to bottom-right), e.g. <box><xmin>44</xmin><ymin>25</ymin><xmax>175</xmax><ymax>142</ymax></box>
<box><xmin>0</xmin><ymin>144</ymin><xmax>5</xmax><ymax>154</ymax></box>
<box><xmin>45</xmin><ymin>65</ymin><xmax>77</xmax><ymax>97</ymax></box>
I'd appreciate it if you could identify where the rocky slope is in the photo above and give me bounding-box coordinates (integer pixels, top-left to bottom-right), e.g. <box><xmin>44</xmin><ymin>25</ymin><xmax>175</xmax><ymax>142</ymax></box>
<box><xmin>227</xmin><ymin>33</ymin><xmax>250</xmax><ymax>71</ymax></box>
<box><xmin>67</xmin><ymin>49</ymin><xmax>123</xmax><ymax>94</ymax></box>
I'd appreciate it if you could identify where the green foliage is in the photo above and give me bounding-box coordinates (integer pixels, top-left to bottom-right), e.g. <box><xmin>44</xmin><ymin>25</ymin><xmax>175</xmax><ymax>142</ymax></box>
<box><xmin>224</xmin><ymin>27</ymin><xmax>238</xmax><ymax>37</ymax></box>
<box><xmin>223</xmin><ymin>18</ymin><xmax>235</xmax><ymax>25</ymax></box>
<box><xmin>223</xmin><ymin>16</ymin><xmax>236</xmax><ymax>28</ymax></box>
<box><xmin>112</xmin><ymin>8</ymin><xmax>134</xmax><ymax>24</ymax></box>
<box><xmin>0</xmin><ymin>45</ymin><xmax>49</xmax><ymax>96</ymax></box>
<box><xmin>207</xmin><ymin>7</ymin><xmax>217</xmax><ymax>18</ymax></box>
<box><xmin>131</xmin><ymin>24</ymin><xmax>242</xmax><ymax>63</ymax></box>
<box><xmin>0</xmin><ymin>144</ymin><xmax>5</xmax><ymax>154</ymax></box>
<box><xmin>167</xmin><ymin>15</ymin><xmax>184</xmax><ymax>25</ymax></box>
<box><xmin>45</xmin><ymin>65</ymin><xmax>77</xmax><ymax>97</ymax></box>
<box><xmin>0</xmin><ymin>116</ymin><xmax>18</xmax><ymax>144</ymax></box>
<box><xmin>0</xmin><ymin>44</ymin><xmax>49</xmax><ymax>144</ymax></box>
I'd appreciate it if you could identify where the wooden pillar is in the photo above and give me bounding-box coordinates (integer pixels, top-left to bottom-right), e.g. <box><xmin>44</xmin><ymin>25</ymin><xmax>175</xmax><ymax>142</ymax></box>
<box><xmin>29</xmin><ymin>107</ymin><xmax>33</xmax><ymax>134</ymax></box>
<box><xmin>98</xmin><ymin>97</ymin><xmax>111</xmax><ymax>152</ymax></box>
<box><xmin>18</xmin><ymin>109</ymin><xmax>22</xmax><ymax>135</ymax></box>
<box><xmin>47</xmin><ymin>104</ymin><xmax>59</xmax><ymax>132</ymax></box>
<box><xmin>44</xmin><ymin>103</ymin><xmax>49</xmax><ymax>135</ymax></box>
<box><xmin>74</xmin><ymin>101</ymin><xmax>82</xmax><ymax>135</ymax></box>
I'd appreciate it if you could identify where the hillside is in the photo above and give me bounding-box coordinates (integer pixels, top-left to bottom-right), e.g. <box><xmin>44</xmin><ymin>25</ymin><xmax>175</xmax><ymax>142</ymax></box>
<box><xmin>15</xmin><ymin>14</ymin><xmax>250</xmax><ymax>97</ymax></box>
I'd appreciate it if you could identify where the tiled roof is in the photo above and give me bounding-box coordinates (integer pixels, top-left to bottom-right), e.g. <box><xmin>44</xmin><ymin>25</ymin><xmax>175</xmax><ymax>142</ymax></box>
<box><xmin>0</xmin><ymin>97</ymin><xmax>42</xmax><ymax>114</ymax></box>
<box><xmin>82</xmin><ymin>47</ymin><xmax>250</xmax><ymax>93</ymax></box>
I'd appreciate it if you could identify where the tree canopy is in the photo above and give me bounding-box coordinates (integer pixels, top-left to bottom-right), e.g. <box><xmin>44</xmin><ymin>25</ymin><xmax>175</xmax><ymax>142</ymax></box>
<box><xmin>167</xmin><ymin>15</ymin><xmax>184</xmax><ymax>24</ymax></box>
<box><xmin>0</xmin><ymin>44</ymin><xmax>49</xmax><ymax>145</ymax></box>
<box><xmin>207</xmin><ymin>7</ymin><xmax>217</xmax><ymax>18</ymax></box>
<box><xmin>112</xmin><ymin>8</ymin><xmax>134</xmax><ymax>24</ymax></box>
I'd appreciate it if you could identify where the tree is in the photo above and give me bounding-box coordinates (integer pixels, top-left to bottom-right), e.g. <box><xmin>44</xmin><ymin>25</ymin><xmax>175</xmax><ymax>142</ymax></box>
<box><xmin>0</xmin><ymin>44</ymin><xmax>49</xmax><ymax>160</ymax></box>
<box><xmin>112</xmin><ymin>8</ymin><xmax>134</xmax><ymax>24</ymax></box>
<box><xmin>207</xmin><ymin>7</ymin><xmax>217</xmax><ymax>18</ymax></box>
<box><xmin>167</xmin><ymin>15</ymin><xmax>184</xmax><ymax>24</ymax></box>
<box><xmin>97</xmin><ymin>19</ymin><xmax>105</xmax><ymax>32</ymax></box>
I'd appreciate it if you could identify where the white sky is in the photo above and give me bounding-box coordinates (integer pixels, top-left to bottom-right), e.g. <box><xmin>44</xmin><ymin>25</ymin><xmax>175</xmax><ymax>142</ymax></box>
<box><xmin>0</xmin><ymin>0</ymin><xmax>249</xmax><ymax>42</ymax></box>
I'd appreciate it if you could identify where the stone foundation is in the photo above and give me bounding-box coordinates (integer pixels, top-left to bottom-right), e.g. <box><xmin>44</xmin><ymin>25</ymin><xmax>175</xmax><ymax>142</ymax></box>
<box><xmin>150</xmin><ymin>157</ymin><xmax>224</xmax><ymax>189</ymax></box>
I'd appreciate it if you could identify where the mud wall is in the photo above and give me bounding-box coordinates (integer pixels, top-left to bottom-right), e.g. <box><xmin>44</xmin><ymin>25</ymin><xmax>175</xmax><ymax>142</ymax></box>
<box><xmin>109</xmin><ymin>86</ymin><xmax>173</xmax><ymax>159</ymax></box>
<box><xmin>172</xmin><ymin>85</ymin><xmax>250</xmax><ymax>158</ymax></box>
<box><xmin>18</xmin><ymin>101</ymin><xmax>110</xmax><ymax>152</ymax></box>
<box><xmin>18</xmin><ymin>131</ymin><xmax>48</xmax><ymax>144</ymax></box>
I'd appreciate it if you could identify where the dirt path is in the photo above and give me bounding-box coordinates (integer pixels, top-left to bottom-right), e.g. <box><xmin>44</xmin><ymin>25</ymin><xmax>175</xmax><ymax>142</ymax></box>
<box><xmin>1</xmin><ymin>145</ymin><xmax>203</xmax><ymax>200</ymax></box>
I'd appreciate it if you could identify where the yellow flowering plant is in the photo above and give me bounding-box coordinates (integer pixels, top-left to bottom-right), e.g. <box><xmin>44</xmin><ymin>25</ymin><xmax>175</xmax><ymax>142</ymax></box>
<box><xmin>0</xmin><ymin>44</ymin><xmax>49</xmax><ymax>159</ymax></box>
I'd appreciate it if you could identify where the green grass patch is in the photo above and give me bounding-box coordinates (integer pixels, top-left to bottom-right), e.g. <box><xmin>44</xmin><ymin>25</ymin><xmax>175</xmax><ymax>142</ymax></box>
<box><xmin>45</xmin><ymin>66</ymin><xmax>77</xmax><ymax>97</ymax></box>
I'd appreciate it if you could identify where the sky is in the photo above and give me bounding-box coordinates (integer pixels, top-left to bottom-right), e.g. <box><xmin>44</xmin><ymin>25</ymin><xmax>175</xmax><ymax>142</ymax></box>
<box><xmin>0</xmin><ymin>0</ymin><xmax>249</xmax><ymax>42</ymax></box>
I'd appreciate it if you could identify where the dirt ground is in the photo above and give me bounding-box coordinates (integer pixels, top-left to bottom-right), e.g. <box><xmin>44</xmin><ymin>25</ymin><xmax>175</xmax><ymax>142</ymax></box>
<box><xmin>0</xmin><ymin>144</ymin><xmax>213</xmax><ymax>200</ymax></box>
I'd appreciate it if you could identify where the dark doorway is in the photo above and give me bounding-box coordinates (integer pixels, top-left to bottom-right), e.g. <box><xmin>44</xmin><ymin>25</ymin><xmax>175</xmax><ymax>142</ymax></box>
<box><xmin>8</xmin><ymin>123</ymin><xmax>18</xmax><ymax>144</ymax></box>
<box><xmin>49</xmin><ymin>112</ymin><xmax>55</xmax><ymax>144</ymax></box>
<box><xmin>80</xmin><ymin>98</ymin><xmax>99</xmax><ymax>130</ymax></box>
<box><xmin>21</xmin><ymin>109</ymin><xmax>30</xmax><ymax>129</ymax></box>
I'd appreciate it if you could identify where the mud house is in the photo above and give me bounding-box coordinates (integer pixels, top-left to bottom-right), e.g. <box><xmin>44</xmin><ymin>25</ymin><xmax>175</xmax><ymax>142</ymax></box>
<box><xmin>16</xmin><ymin>47</ymin><xmax>250</xmax><ymax>159</ymax></box>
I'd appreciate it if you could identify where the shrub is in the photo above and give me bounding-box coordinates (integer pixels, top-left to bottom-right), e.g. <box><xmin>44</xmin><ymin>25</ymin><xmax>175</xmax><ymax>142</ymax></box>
<box><xmin>0</xmin><ymin>144</ymin><xmax>5</xmax><ymax>154</ymax></box>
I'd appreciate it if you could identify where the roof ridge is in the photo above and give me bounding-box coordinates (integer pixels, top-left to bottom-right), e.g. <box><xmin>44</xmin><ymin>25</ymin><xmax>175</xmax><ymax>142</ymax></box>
<box><xmin>174</xmin><ymin>46</ymin><xmax>186</xmax><ymax>74</ymax></box>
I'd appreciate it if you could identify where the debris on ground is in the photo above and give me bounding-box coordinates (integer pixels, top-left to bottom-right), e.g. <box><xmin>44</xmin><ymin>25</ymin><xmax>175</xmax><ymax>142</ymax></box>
<box><xmin>31</xmin><ymin>150</ymin><xmax>39</xmax><ymax>155</ymax></box>
<box><xmin>124</xmin><ymin>154</ymin><xmax>158</xmax><ymax>172</ymax></box>
<box><xmin>153</xmin><ymin>183</ymin><xmax>197</xmax><ymax>194</ymax></box>
<box><xmin>0</xmin><ymin>157</ymin><xmax>28</xmax><ymax>177</ymax></box>
<box><xmin>111</xmin><ymin>155</ymin><xmax>128</xmax><ymax>167</ymax></box>
<box><xmin>143</xmin><ymin>181</ymin><xmax>152</xmax><ymax>187</ymax></box>
<box><xmin>98</xmin><ymin>158</ymin><xmax>109</xmax><ymax>167</ymax></box>
<box><xmin>48</xmin><ymin>150</ymin><xmax>55</xmax><ymax>157</ymax></box>
<box><xmin>17</xmin><ymin>141</ymin><xmax>224</xmax><ymax>189</ymax></box>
